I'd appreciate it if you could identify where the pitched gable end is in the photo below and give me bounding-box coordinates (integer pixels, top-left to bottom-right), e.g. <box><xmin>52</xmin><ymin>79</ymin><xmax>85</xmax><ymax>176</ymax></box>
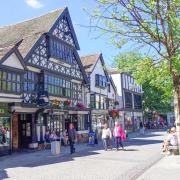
<box><xmin>0</xmin><ymin>47</ymin><xmax>26</xmax><ymax>70</ymax></box>
<box><xmin>49</xmin><ymin>7</ymin><xmax>80</xmax><ymax>50</ymax></box>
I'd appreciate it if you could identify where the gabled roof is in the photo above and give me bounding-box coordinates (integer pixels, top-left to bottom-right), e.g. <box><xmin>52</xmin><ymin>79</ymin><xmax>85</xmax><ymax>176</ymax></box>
<box><xmin>0</xmin><ymin>8</ymin><xmax>64</xmax><ymax>59</ymax></box>
<box><xmin>109</xmin><ymin>76</ymin><xmax>117</xmax><ymax>94</ymax></box>
<box><xmin>0</xmin><ymin>45</ymin><xmax>27</xmax><ymax>71</ymax></box>
<box><xmin>80</xmin><ymin>53</ymin><xmax>101</xmax><ymax>73</ymax></box>
<box><xmin>81</xmin><ymin>53</ymin><xmax>112</xmax><ymax>83</ymax></box>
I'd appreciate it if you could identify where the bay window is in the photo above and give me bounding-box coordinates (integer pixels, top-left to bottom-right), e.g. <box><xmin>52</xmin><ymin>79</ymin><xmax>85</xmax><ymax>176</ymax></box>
<box><xmin>44</xmin><ymin>74</ymin><xmax>81</xmax><ymax>100</ymax></box>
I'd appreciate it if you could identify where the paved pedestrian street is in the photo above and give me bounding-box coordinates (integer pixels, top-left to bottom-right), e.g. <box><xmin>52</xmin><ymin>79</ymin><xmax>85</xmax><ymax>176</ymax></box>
<box><xmin>0</xmin><ymin>130</ymin><xmax>173</xmax><ymax>180</ymax></box>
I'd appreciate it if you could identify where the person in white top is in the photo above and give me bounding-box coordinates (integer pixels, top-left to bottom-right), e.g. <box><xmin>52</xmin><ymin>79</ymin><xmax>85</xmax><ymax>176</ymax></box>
<box><xmin>163</xmin><ymin>127</ymin><xmax>178</xmax><ymax>154</ymax></box>
<box><xmin>102</xmin><ymin>123</ymin><xmax>112</xmax><ymax>151</ymax></box>
<box><xmin>167</xmin><ymin>127</ymin><xmax>178</xmax><ymax>146</ymax></box>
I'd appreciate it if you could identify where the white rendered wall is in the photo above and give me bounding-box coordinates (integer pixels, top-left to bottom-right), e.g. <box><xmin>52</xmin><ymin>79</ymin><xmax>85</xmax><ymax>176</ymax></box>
<box><xmin>90</xmin><ymin>58</ymin><xmax>108</xmax><ymax>96</ymax></box>
<box><xmin>111</xmin><ymin>74</ymin><xmax>122</xmax><ymax>96</ymax></box>
<box><xmin>107</xmin><ymin>82</ymin><xmax>116</xmax><ymax>100</ymax></box>
<box><xmin>2</xmin><ymin>53</ymin><xmax>24</xmax><ymax>70</ymax></box>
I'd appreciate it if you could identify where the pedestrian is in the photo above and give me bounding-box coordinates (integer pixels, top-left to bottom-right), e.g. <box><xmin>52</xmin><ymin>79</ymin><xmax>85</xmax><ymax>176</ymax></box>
<box><xmin>0</xmin><ymin>125</ymin><xmax>3</xmax><ymax>144</ymax></box>
<box><xmin>44</xmin><ymin>130</ymin><xmax>50</xmax><ymax>142</ymax></box>
<box><xmin>44</xmin><ymin>130</ymin><xmax>50</xmax><ymax>149</ymax></box>
<box><xmin>50</xmin><ymin>130</ymin><xmax>58</xmax><ymax>141</ymax></box>
<box><xmin>5</xmin><ymin>128</ymin><xmax>10</xmax><ymax>144</ymax></box>
<box><xmin>139</xmin><ymin>121</ymin><xmax>145</xmax><ymax>135</ymax></box>
<box><xmin>113</xmin><ymin>122</ymin><xmax>126</xmax><ymax>151</ymax></box>
<box><xmin>162</xmin><ymin>127</ymin><xmax>178</xmax><ymax>154</ymax></box>
<box><xmin>101</xmin><ymin>123</ymin><xmax>112</xmax><ymax>151</ymax></box>
<box><xmin>63</xmin><ymin>129</ymin><xmax>69</xmax><ymax>146</ymax></box>
<box><xmin>68</xmin><ymin>123</ymin><xmax>77</xmax><ymax>154</ymax></box>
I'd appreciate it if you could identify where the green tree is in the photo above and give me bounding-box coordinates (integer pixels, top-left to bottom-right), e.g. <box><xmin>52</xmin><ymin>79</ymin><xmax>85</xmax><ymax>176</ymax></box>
<box><xmin>114</xmin><ymin>52</ymin><xmax>173</xmax><ymax>113</ymax></box>
<box><xmin>89</xmin><ymin>0</ymin><xmax>180</xmax><ymax>152</ymax></box>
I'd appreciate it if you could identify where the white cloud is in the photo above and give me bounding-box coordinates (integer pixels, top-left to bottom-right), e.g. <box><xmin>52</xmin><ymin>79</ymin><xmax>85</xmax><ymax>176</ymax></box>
<box><xmin>26</xmin><ymin>0</ymin><xmax>44</xmax><ymax>9</ymax></box>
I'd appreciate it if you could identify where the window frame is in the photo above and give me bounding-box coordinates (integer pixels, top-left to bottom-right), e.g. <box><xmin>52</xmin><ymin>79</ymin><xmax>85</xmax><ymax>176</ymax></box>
<box><xmin>0</xmin><ymin>70</ymin><xmax>22</xmax><ymax>94</ymax></box>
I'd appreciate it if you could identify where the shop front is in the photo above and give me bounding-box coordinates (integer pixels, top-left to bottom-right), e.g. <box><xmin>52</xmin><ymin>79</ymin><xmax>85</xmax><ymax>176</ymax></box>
<box><xmin>124</xmin><ymin>112</ymin><xmax>133</xmax><ymax>132</ymax></box>
<box><xmin>124</xmin><ymin>111</ymin><xmax>143</xmax><ymax>132</ymax></box>
<box><xmin>0</xmin><ymin>103</ymin><xmax>11</xmax><ymax>156</ymax></box>
<box><xmin>118</xmin><ymin>111</ymin><xmax>125</xmax><ymax>129</ymax></box>
<box><xmin>134</xmin><ymin>112</ymin><xmax>143</xmax><ymax>131</ymax></box>
<box><xmin>9</xmin><ymin>105</ymin><xmax>90</xmax><ymax>151</ymax></box>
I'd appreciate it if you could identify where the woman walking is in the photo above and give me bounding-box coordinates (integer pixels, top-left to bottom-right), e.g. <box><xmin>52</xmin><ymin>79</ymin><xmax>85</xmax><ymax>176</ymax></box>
<box><xmin>113</xmin><ymin>122</ymin><xmax>126</xmax><ymax>151</ymax></box>
<box><xmin>102</xmin><ymin>123</ymin><xmax>112</xmax><ymax>151</ymax></box>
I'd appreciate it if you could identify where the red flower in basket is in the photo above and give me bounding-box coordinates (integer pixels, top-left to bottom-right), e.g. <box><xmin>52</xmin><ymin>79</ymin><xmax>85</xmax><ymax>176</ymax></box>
<box><xmin>64</xmin><ymin>100</ymin><xmax>71</xmax><ymax>106</ymax></box>
<box><xmin>109</xmin><ymin>109</ymin><xmax>119</xmax><ymax>118</ymax></box>
<box><xmin>76</xmin><ymin>102</ymin><xmax>85</xmax><ymax>109</ymax></box>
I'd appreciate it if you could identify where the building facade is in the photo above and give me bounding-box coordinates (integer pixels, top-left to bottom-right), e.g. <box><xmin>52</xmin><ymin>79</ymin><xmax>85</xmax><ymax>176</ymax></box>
<box><xmin>0</xmin><ymin>8</ymin><xmax>90</xmax><ymax>156</ymax></box>
<box><xmin>111</xmin><ymin>72</ymin><xmax>143</xmax><ymax>132</ymax></box>
<box><xmin>81</xmin><ymin>54</ymin><xmax>116</xmax><ymax>136</ymax></box>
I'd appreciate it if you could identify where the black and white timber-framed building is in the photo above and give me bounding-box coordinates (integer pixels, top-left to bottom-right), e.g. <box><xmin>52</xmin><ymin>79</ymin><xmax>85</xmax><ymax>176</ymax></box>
<box><xmin>0</xmin><ymin>8</ymin><xmax>90</xmax><ymax>156</ymax></box>
<box><xmin>81</xmin><ymin>53</ymin><xmax>117</xmax><ymax>137</ymax></box>
<box><xmin>110</xmin><ymin>72</ymin><xmax>143</xmax><ymax>132</ymax></box>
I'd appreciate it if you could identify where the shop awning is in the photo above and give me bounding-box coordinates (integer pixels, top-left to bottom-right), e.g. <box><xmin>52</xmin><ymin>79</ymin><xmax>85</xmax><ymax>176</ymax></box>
<box><xmin>11</xmin><ymin>106</ymin><xmax>38</xmax><ymax>113</ymax></box>
<box><xmin>69</xmin><ymin>111</ymin><xmax>89</xmax><ymax>115</ymax></box>
<box><xmin>91</xmin><ymin>110</ymin><xmax>108</xmax><ymax>114</ymax></box>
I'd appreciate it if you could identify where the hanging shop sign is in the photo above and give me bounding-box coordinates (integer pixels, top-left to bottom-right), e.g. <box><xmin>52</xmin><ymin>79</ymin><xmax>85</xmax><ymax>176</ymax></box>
<box><xmin>37</xmin><ymin>91</ymin><xmax>49</xmax><ymax>107</ymax></box>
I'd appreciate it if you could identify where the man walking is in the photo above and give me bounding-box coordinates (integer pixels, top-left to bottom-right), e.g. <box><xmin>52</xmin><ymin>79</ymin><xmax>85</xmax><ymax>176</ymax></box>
<box><xmin>68</xmin><ymin>123</ymin><xmax>77</xmax><ymax>154</ymax></box>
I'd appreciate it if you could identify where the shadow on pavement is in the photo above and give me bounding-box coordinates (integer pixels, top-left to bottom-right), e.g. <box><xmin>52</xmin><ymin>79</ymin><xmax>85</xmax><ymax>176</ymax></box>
<box><xmin>124</xmin><ymin>149</ymin><xmax>139</xmax><ymax>151</ymax></box>
<box><xmin>124</xmin><ymin>131</ymin><xmax>163</xmax><ymax>147</ymax></box>
<box><xmin>124</xmin><ymin>139</ymin><xmax>162</xmax><ymax>147</ymax></box>
<box><xmin>0</xmin><ymin>169</ymin><xmax>8</xmax><ymax>179</ymax></box>
<box><xmin>0</xmin><ymin>130</ymin><xmax>164</xmax><ymax>179</ymax></box>
<box><xmin>0</xmin><ymin>147</ymin><xmax>101</xmax><ymax>170</ymax></box>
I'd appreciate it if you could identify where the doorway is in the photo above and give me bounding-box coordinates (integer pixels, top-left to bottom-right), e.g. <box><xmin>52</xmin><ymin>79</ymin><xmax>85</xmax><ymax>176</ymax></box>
<box><xmin>65</xmin><ymin>115</ymin><xmax>78</xmax><ymax>131</ymax></box>
<box><xmin>19</xmin><ymin>114</ymin><xmax>32</xmax><ymax>148</ymax></box>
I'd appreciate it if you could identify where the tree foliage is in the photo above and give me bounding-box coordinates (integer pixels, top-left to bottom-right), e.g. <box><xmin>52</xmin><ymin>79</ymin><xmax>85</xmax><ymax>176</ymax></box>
<box><xmin>88</xmin><ymin>0</ymin><xmax>180</xmax><ymax>151</ymax></box>
<box><xmin>90</xmin><ymin>0</ymin><xmax>180</xmax><ymax>65</ymax></box>
<box><xmin>87</xmin><ymin>0</ymin><xmax>179</xmax><ymax>122</ymax></box>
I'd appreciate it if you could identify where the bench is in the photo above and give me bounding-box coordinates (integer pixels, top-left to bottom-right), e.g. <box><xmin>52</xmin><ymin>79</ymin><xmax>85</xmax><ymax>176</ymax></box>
<box><xmin>168</xmin><ymin>146</ymin><xmax>179</xmax><ymax>155</ymax></box>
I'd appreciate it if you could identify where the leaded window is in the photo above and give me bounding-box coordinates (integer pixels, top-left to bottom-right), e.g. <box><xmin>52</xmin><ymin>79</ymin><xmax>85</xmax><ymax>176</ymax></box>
<box><xmin>90</xmin><ymin>94</ymin><xmax>96</xmax><ymax>108</ymax></box>
<box><xmin>49</xmin><ymin>38</ymin><xmax>73</xmax><ymax>64</ymax></box>
<box><xmin>124</xmin><ymin>91</ymin><xmax>133</xmax><ymax>109</ymax></box>
<box><xmin>44</xmin><ymin>74</ymin><xmax>78</xmax><ymax>99</ymax></box>
<box><xmin>95</xmin><ymin>74</ymin><xmax>107</xmax><ymax>88</ymax></box>
<box><xmin>0</xmin><ymin>71</ymin><xmax>21</xmax><ymax>93</ymax></box>
<box><xmin>134</xmin><ymin>94</ymin><xmax>142</xmax><ymax>109</ymax></box>
<box><xmin>23</xmin><ymin>71</ymin><xmax>38</xmax><ymax>92</ymax></box>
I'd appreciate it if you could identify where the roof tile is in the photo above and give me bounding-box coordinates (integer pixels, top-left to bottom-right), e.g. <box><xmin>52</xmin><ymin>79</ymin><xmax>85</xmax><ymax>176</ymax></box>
<box><xmin>0</xmin><ymin>8</ymin><xmax>64</xmax><ymax>58</ymax></box>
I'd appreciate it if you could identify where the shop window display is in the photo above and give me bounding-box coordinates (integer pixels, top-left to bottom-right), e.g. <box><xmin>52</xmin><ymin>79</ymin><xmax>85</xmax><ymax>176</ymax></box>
<box><xmin>124</xmin><ymin>113</ymin><xmax>133</xmax><ymax>131</ymax></box>
<box><xmin>0</xmin><ymin>116</ymin><xmax>11</xmax><ymax>156</ymax></box>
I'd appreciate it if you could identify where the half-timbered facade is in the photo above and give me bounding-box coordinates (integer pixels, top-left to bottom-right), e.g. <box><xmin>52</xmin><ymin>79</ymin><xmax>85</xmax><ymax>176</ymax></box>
<box><xmin>0</xmin><ymin>8</ymin><xmax>90</xmax><ymax>155</ymax></box>
<box><xmin>81</xmin><ymin>53</ymin><xmax>116</xmax><ymax>136</ymax></box>
<box><xmin>110</xmin><ymin>72</ymin><xmax>143</xmax><ymax>132</ymax></box>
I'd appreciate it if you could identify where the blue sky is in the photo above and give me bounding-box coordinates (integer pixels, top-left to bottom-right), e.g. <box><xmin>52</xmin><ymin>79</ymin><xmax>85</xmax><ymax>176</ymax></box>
<box><xmin>0</xmin><ymin>0</ymin><xmax>123</xmax><ymax>65</ymax></box>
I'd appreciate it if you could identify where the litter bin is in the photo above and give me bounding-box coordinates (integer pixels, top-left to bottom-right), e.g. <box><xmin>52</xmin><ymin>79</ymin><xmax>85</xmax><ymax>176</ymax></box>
<box><xmin>88</xmin><ymin>132</ymin><xmax>95</xmax><ymax>145</ymax></box>
<box><xmin>51</xmin><ymin>140</ymin><xmax>61</xmax><ymax>155</ymax></box>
